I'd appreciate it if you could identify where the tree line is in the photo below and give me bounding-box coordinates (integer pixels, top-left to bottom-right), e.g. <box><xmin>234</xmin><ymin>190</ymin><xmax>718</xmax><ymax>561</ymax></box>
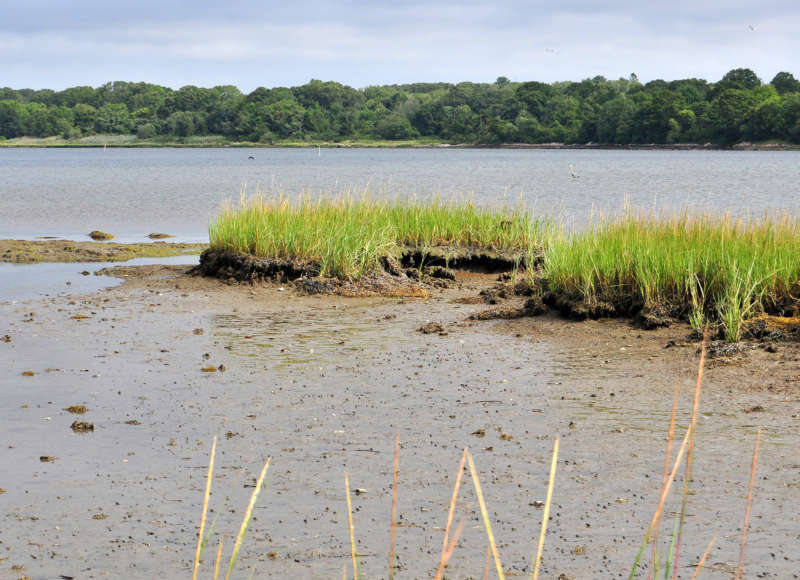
<box><xmin>1</xmin><ymin>68</ymin><xmax>799</xmax><ymax>145</ymax></box>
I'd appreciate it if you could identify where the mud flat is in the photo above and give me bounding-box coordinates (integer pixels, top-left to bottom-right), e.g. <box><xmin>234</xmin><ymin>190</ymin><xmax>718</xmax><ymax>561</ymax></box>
<box><xmin>0</xmin><ymin>239</ymin><xmax>206</xmax><ymax>264</ymax></box>
<box><xmin>1</xmin><ymin>263</ymin><xmax>799</xmax><ymax>578</ymax></box>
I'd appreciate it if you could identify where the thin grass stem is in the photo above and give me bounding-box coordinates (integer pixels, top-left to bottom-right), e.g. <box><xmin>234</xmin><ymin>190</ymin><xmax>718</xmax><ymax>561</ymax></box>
<box><xmin>193</xmin><ymin>435</ymin><xmax>217</xmax><ymax>580</ymax></box>
<box><xmin>389</xmin><ymin>434</ymin><xmax>400</xmax><ymax>580</ymax></box>
<box><xmin>737</xmin><ymin>427</ymin><xmax>762</xmax><ymax>579</ymax></box>
<box><xmin>466</xmin><ymin>450</ymin><xmax>505</xmax><ymax>580</ymax></box>
<box><xmin>225</xmin><ymin>456</ymin><xmax>271</xmax><ymax>580</ymax></box>
<box><xmin>532</xmin><ymin>436</ymin><xmax>559</xmax><ymax>580</ymax></box>
<box><xmin>434</xmin><ymin>448</ymin><xmax>468</xmax><ymax>580</ymax></box>
<box><xmin>689</xmin><ymin>537</ymin><xmax>716</xmax><ymax>580</ymax></box>
<box><xmin>345</xmin><ymin>471</ymin><xmax>359</xmax><ymax>580</ymax></box>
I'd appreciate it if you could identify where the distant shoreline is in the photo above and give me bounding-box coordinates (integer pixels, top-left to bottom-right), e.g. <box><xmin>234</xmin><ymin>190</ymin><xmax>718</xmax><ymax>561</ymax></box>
<box><xmin>1</xmin><ymin>138</ymin><xmax>798</xmax><ymax>151</ymax></box>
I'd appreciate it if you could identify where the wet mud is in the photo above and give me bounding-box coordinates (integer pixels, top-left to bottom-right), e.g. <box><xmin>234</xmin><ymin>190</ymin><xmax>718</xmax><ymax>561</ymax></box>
<box><xmin>1</xmin><ymin>264</ymin><xmax>799</xmax><ymax>578</ymax></box>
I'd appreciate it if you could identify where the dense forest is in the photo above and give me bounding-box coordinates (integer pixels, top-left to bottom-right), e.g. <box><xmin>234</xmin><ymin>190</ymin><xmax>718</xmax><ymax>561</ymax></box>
<box><xmin>1</xmin><ymin>68</ymin><xmax>799</xmax><ymax>145</ymax></box>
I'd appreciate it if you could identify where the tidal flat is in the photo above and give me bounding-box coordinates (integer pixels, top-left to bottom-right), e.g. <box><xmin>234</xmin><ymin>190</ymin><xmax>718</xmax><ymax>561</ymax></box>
<box><xmin>1</xmin><ymin>253</ymin><xmax>798</xmax><ymax>578</ymax></box>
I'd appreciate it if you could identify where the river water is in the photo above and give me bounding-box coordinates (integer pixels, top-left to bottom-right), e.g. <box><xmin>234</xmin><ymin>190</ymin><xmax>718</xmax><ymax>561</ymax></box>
<box><xmin>1</xmin><ymin>147</ymin><xmax>799</xmax><ymax>243</ymax></box>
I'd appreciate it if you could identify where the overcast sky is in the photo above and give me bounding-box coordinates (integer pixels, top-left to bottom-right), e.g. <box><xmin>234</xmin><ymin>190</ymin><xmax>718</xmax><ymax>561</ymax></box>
<box><xmin>1</xmin><ymin>0</ymin><xmax>798</xmax><ymax>91</ymax></box>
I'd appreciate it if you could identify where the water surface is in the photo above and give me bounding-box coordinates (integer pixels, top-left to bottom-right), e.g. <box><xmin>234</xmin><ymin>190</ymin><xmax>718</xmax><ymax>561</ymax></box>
<box><xmin>1</xmin><ymin>148</ymin><xmax>798</xmax><ymax>242</ymax></box>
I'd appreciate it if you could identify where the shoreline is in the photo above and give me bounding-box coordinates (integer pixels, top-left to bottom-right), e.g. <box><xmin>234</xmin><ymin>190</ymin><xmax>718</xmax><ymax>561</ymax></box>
<box><xmin>1</xmin><ymin>139</ymin><xmax>798</xmax><ymax>151</ymax></box>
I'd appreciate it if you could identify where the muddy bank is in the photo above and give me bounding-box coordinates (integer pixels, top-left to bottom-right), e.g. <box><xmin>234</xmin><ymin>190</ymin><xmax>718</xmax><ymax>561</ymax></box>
<box><xmin>192</xmin><ymin>247</ymin><xmax>528</xmax><ymax>297</ymax></box>
<box><xmin>1</xmin><ymin>264</ymin><xmax>799</xmax><ymax>578</ymax></box>
<box><xmin>0</xmin><ymin>239</ymin><xmax>207</xmax><ymax>264</ymax></box>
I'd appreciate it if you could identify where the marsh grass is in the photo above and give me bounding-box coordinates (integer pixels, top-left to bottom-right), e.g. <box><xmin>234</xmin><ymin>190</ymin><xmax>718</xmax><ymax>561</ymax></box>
<box><xmin>210</xmin><ymin>196</ymin><xmax>800</xmax><ymax>339</ymax></box>
<box><xmin>543</xmin><ymin>210</ymin><xmax>800</xmax><ymax>340</ymax></box>
<box><xmin>208</xmin><ymin>191</ymin><xmax>549</xmax><ymax>279</ymax></box>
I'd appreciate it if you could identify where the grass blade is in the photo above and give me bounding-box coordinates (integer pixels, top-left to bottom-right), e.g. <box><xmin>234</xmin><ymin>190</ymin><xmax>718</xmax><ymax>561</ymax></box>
<box><xmin>737</xmin><ymin>427</ymin><xmax>762</xmax><ymax>579</ymax></box>
<box><xmin>629</xmin><ymin>424</ymin><xmax>694</xmax><ymax>579</ymax></box>
<box><xmin>389</xmin><ymin>434</ymin><xmax>400</xmax><ymax>580</ymax></box>
<box><xmin>213</xmin><ymin>538</ymin><xmax>223</xmax><ymax>580</ymax></box>
<box><xmin>434</xmin><ymin>447</ymin><xmax>468</xmax><ymax>580</ymax></box>
<box><xmin>345</xmin><ymin>471</ymin><xmax>359</xmax><ymax>580</ymax></box>
<box><xmin>193</xmin><ymin>435</ymin><xmax>217</xmax><ymax>580</ymax></box>
<box><xmin>689</xmin><ymin>536</ymin><xmax>716</xmax><ymax>580</ymax></box>
<box><xmin>650</xmin><ymin>382</ymin><xmax>679</xmax><ymax>580</ymax></box>
<box><xmin>532</xmin><ymin>436</ymin><xmax>559</xmax><ymax>580</ymax></box>
<box><xmin>225</xmin><ymin>456</ymin><xmax>271</xmax><ymax>580</ymax></box>
<box><xmin>466</xmin><ymin>449</ymin><xmax>505</xmax><ymax>580</ymax></box>
<box><xmin>670</xmin><ymin>331</ymin><xmax>708</xmax><ymax>580</ymax></box>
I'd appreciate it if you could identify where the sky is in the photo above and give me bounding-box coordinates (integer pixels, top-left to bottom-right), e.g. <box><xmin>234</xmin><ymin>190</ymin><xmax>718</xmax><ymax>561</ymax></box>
<box><xmin>1</xmin><ymin>0</ymin><xmax>798</xmax><ymax>92</ymax></box>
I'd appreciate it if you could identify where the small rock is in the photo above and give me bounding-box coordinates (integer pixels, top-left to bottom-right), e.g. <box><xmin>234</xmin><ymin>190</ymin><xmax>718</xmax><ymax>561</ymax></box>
<box><xmin>193</xmin><ymin>328</ymin><xmax>204</xmax><ymax>335</ymax></box>
<box><xmin>64</xmin><ymin>405</ymin><xmax>87</xmax><ymax>414</ymax></box>
<box><xmin>71</xmin><ymin>421</ymin><xmax>94</xmax><ymax>433</ymax></box>
<box><xmin>39</xmin><ymin>456</ymin><xmax>57</xmax><ymax>463</ymax></box>
<box><xmin>92</xmin><ymin>513</ymin><xmax>108</xmax><ymax>520</ymax></box>
<box><xmin>1</xmin><ymin>334</ymin><xmax>10</xmax><ymax>342</ymax></box>
<box><xmin>124</xmin><ymin>420</ymin><xmax>141</xmax><ymax>425</ymax></box>
<box><xmin>21</xmin><ymin>371</ymin><xmax>35</xmax><ymax>377</ymax></box>
<box><xmin>88</xmin><ymin>230</ymin><xmax>114</xmax><ymax>240</ymax></box>
<box><xmin>418</xmin><ymin>321</ymin><xmax>447</xmax><ymax>335</ymax></box>
<box><xmin>201</xmin><ymin>365</ymin><xmax>217</xmax><ymax>372</ymax></box>
<box><xmin>148</xmin><ymin>233</ymin><xmax>174</xmax><ymax>239</ymax></box>
<box><xmin>471</xmin><ymin>428</ymin><xmax>486</xmax><ymax>437</ymax></box>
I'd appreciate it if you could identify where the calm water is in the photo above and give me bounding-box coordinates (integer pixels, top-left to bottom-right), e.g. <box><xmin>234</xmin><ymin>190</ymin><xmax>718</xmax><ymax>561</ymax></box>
<box><xmin>1</xmin><ymin>147</ymin><xmax>799</xmax><ymax>242</ymax></box>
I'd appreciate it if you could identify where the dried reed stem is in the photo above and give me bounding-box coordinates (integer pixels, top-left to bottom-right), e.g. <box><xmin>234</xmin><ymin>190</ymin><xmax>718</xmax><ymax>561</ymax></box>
<box><xmin>532</xmin><ymin>436</ymin><xmax>559</xmax><ymax>580</ymax></box>
<box><xmin>737</xmin><ymin>427</ymin><xmax>762</xmax><ymax>579</ymax></box>
<box><xmin>225</xmin><ymin>456</ymin><xmax>271</xmax><ymax>580</ymax></box>
<box><xmin>193</xmin><ymin>435</ymin><xmax>217</xmax><ymax>580</ymax></box>
<box><xmin>466</xmin><ymin>450</ymin><xmax>505</xmax><ymax>580</ymax></box>
<box><xmin>671</xmin><ymin>331</ymin><xmax>708</xmax><ymax>580</ymax></box>
<box><xmin>629</xmin><ymin>424</ymin><xmax>694</xmax><ymax>579</ymax></box>
<box><xmin>689</xmin><ymin>536</ymin><xmax>716</xmax><ymax>580</ymax></box>
<box><xmin>213</xmin><ymin>538</ymin><xmax>223</xmax><ymax>580</ymax></box>
<box><xmin>389</xmin><ymin>434</ymin><xmax>400</xmax><ymax>580</ymax></box>
<box><xmin>438</xmin><ymin>518</ymin><xmax>466</xmax><ymax>574</ymax></box>
<box><xmin>483</xmin><ymin>543</ymin><xmax>492</xmax><ymax>580</ymax></box>
<box><xmin>649</xmin><ymin>382</ymin><xmax>680</xmax><ymax>580</ymax></box>
<box><xmin>345</xmin><ymin>471</ymin><xmax>359</xmax><ymax>580</ymax></box>
<box><xmin>434</xmin><ymin>447</ymin><xmax>468</xmax><ymax>580</ymax></box>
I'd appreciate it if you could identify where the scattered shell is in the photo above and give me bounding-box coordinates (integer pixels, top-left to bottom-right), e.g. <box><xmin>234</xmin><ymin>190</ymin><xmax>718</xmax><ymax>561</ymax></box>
<box><xmin>471</xmin><ymin>428</ymin><xmax>486</xmax><ymax>437</ymax></box>
<box><xmin>39</xmin><ymin>456</ymin><xmax>57</xmax><ymax>463</ymax></box>
<box><xmin>21</xmin><ymin>371</ymin><xmax>35</xmax><ymax>377</ymax></box>
<box><xmin>201</xmin><ymin>366</ymin><xmax>217</xmax><ymax>372</ymax></box>
<box><xmin>65</xmin><ymin>405</ymin><xmax>87</xmax><ymax>414</ymax></box>
<box><xmin>193</xmin><ymin>328</ymin><xmax>204</xmax><ymax>335</ymax></box>
<box><xmin>92</xmin><ymin>513</ymin><xmax>108</xmax><ymax>520</ymax></box>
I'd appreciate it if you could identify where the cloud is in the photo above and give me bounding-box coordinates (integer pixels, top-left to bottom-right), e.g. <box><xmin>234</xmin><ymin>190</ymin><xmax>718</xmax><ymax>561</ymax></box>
<box><xmin>0</xmin><ymin>0</ymin><xmax>798</xmax><ymax>90</ymax></box>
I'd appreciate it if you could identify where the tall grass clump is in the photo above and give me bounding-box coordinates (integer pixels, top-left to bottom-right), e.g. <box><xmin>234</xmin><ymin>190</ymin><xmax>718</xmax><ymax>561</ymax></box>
<box><xmin>209</xmin><ymin>191</ymin><xmax>551</xmax><ymax>279</ymax></box>
<box><xmin>543</xmin><ymin>209</ymin><xmax>800</xmax><ymax>340</ymax></box>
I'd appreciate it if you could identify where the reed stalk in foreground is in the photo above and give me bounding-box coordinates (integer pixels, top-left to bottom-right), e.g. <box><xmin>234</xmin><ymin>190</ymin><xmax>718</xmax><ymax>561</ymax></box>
<box><xmin>389</xmin><ymin>434</ymin><xmax>400</xmax><ymax>580</ymax></box>
<box><xmin>466</xmin><ymin>450</ymin><xmax>505</xmax><ymax>580</ymax></box>
<box><xmin>213</xmin><ymin>539</ymin><xmax>223</xmax><ymax>580</ymax></box>
<box><xmin>345</xmin><ymin>471</ymin><xmax>359</xmax><ymax>580</ymax></box>
<box><xmin>434</xmin><ymin>448</ymin><xmax>469</xmax><ymax>580</ymax></box>
<box><xmin>193</xmin><ymin>435</ymin><xmax>217</xmax><ymax>580</ymax></box>
<box><xmin>532</xmin><ymin>436</ymin><xmax>559</xmax><ymax>580</ymax></box>
<box><xmin>225</xmin><ymin>457</ymin><xmax>271</xmax><ymax>580</ymax></box>
<box><xmin>670</xmin><ymin>332</ymin><xmax>707</xmax><ymax>579</ymax></box>
<box><xmin>648</xmin><ymin>382</ymin><xmax>680</xmax><ymax>580</ymax></box>
<box><xmin>689</xmin><ymin>537</ymin><xmax>716</xmax><ymax>580</ymax></box>
<box><xmin>737</xmin><ymin>427</ymin><xmax>762</xmax><ymax>579</ymax></box>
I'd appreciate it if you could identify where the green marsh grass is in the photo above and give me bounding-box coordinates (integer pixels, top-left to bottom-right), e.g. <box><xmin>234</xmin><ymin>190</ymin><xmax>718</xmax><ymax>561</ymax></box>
<box><xmin>210</xmin><ymin>196</ymin><xmax>800</xmax><ymax>341</ymax></box>
<box><xmin>542</xmin><ymin>210</ymin><xmax>800</xmax><ymax>340</ymax></box>
<box><xmin>208</xmin><ymin>192</ymin><xmax>550</xmax><ymax>279</ymax></box>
